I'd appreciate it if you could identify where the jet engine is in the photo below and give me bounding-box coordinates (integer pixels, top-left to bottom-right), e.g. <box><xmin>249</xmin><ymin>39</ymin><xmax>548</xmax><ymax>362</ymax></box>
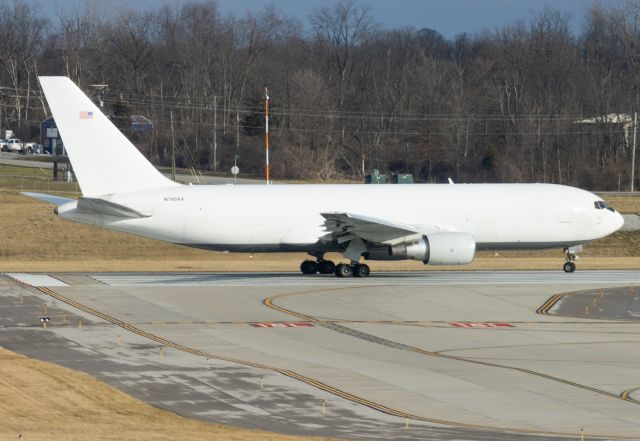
<box><xmin>385</xmin><ymin>232</ymin><xmax>476</xmax><ymax>265</ymax></box>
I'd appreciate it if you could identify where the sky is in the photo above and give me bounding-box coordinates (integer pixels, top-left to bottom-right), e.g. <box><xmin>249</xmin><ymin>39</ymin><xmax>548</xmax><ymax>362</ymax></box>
<box><xmin>45</xmin><ymin>0</ymin><xmax>599</xmax><ymax>38</ymax></box>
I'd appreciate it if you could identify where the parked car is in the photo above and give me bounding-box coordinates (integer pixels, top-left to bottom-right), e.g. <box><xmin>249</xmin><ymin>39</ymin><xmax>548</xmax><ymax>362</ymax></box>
<box><xmin>23</xmin><ymin>142</ymin><xmax>43</xmax><ymax>154</ymax></box>
<box><xmin>1</xmin><ymin>138</ymin><xmax>23</xmax><ymax>152</ymax></box>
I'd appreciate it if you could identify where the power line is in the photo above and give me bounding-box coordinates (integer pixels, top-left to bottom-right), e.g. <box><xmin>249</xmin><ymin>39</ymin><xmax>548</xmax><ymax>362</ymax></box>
<box><xmin>2</xmin><ymin>88</ymin><xmax>634</xmax><ymax>123</ymax></box>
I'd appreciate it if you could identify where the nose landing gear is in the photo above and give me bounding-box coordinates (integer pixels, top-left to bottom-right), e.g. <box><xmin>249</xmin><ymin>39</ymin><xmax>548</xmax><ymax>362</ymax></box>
<box><xmin>563</xmin><ymin>246</ymin><xmax>581</xmax><ymax>273</ymax></box>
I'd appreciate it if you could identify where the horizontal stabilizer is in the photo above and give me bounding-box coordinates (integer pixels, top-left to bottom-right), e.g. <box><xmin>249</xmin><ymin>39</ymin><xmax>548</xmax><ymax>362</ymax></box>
<box><xmin>77</xmin><ymin>197</ymin><xmax>150</xmax><ymax>218</ymax></box>
<box><xmin>21</xmin><ymin>192</ymin><xmax>74</xmax><ymax>206</ymax></box>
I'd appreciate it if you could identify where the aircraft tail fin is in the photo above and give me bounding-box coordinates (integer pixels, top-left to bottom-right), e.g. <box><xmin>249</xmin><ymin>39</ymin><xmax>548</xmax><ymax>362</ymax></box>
<box><xmin>38</xmin><ymin>76</ymin><xmax>179</xmax><ymax>197</ymax></box>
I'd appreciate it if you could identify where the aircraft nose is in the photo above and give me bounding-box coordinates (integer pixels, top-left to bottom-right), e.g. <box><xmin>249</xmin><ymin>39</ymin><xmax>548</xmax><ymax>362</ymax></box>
<box><xmin>607</xmin><ymin>211</ymin><xmax>624</xmax><ymax>234</ymax></box>
<box><xmin>612</xmin><ymin>211</ymin><xmax>624</xmax><ymax>233</ymax></box>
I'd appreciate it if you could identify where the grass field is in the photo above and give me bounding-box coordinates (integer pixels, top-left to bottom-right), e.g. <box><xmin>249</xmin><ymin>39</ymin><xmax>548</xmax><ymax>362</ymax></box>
<box><xmin>601</xmin><ymin>194</ymin><xmax>640</xmax><ymax>213</ymax></box>
<box><xmin>0</xmin><ymin>347</ymin><xmax>336</xmax><ymax>441</ymax></box>
<box><xmin>0</xmin><ymin>164</ymin><xmax>79</xmax><ymax>194</ymax></box>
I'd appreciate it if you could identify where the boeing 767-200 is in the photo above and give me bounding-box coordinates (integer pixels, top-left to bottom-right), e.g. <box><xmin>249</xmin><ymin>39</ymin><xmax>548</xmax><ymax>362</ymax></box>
<box><xmin>23</xmin><ymin>77</ymin><xmax>624</xmax><ymax>277</ymax></box>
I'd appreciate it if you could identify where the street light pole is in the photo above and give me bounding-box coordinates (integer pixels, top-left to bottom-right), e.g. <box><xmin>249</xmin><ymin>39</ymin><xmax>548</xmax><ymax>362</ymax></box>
<box><xmin>213</xmin><ymin>95</ymin><xmax>217</xmax><ymax>173</ymax></box>
<box><xmin>632</xmin><ymin>111</ymin><xmax>637</xmax><ymax>192</ymax></box>
<box><xmin>265</xmin><ymin>87</ymin><xmax>270</xmax><ymax>185</ymax></box>
<box><xmin>170</xmin><ymin>110</ymin><xmax>176</xmax><ymax>182</ymax></box>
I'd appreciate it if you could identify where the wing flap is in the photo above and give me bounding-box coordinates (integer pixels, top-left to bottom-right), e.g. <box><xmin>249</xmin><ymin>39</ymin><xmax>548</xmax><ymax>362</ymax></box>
<box><xmin>320</xmin><ymin>212</ymin><xmax>421</xmax><ymax>244</ymax></box>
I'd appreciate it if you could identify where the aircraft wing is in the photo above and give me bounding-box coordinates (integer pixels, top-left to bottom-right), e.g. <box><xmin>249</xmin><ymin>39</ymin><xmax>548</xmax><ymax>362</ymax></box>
<box><xmin>320</xmin><ymin>212</ymin><xmax>423</xmax><ymax>244</ymax></box>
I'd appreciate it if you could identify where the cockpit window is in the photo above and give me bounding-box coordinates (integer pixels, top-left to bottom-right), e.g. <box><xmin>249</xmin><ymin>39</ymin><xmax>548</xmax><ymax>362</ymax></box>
<box><xmin>594</xmin><ymin>200</ymin><xmax>607</xmax><ymax>209</ymax></box>
<box><xmin>594</xmin><ymin>200</ymin><xmax>617</xmax><ymax>212</ymax></box>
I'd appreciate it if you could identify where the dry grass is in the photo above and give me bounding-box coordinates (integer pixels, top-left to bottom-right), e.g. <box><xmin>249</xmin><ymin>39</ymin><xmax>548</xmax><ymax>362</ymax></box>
<box><xmin>0</xmin><ymin>347</ymin><xmax>337</xmax><ymax>441</ymax></box>
<box><xmin>600</xmin><ymin>194</ymin><xmax>640</xmax><ymax>213</ymax></box>
<box><xmin>1</xmin><ymin>190</ymin><xmax>639</xmax><ymax>272</ymax></box>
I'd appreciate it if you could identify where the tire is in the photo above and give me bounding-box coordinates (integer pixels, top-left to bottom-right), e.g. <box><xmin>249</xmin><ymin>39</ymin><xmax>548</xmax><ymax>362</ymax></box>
<box><xmin>318</xmin><ymin>260</ymin><xmax>335</xmax><ymax>274</ymax></box>
<box><xmin>353</xmin><ymin>264</ymin><xmax>370</xmax><ymax>277</ymax></box>
<box><xmin>334</xmin><ymin>263</ymin><xmax>353</xmax><ymax>278</ymax></box>
<box><xmin>300</xmin><ymin>260</ymin><xmax>318</xmax><ymax>275</ymax></box>
<box><xmin>563</xmin><ymin>261</ymin><xmax>576</xmax><ymax>273</ymax></box>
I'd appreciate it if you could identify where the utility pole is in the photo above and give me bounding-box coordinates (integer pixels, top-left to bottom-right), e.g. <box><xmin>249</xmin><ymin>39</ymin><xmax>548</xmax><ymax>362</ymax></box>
<box><xmin>265</xmin><ymin>87</ymin><xmax>270</xmax><ymax>185</ymax></box>
<box><xmin>213</xmin><ymin>95</ymin><xmax>218</xmax><ymax>173</ymax></box>
<box><xmin>0</xmin><ymin>88</ymin><xmax>3</xmax><ymax>138</ymax></box>
<box><xmin>0</xmin><ymin>89</ymin><xmax>3</xmax><ymax>170</ymax></box>
<box><xmin>632</xmin><ymin>111</ymin><xmax>637</xmax><ymax>192</ymax></box>
<box><xmin>170</xmin><ymin>110</ymin><xmax>176</xmax><ymax>182</ymax></box>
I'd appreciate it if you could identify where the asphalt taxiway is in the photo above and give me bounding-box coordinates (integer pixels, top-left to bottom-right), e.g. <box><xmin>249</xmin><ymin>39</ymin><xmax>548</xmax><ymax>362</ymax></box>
<box><xmin>2</xmin><ymin>270</ymin><xmax>640</xmax><ymax>440</ymax></box>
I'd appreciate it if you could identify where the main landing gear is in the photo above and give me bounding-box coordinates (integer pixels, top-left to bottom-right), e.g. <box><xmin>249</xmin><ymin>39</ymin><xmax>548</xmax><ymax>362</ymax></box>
<box><xmin>300</xmin><ymin>254</ymin><xmax>370</xmax><ymax>277</ymax></box>
<box><xmin>563</xmin><ymin>246</ymin><xmax>580</xmax><ymax>273</ymax></box>
<box><xmin>335</xmin><ymin>261</ymin><xmax>370</xmax><ymax>278</ymax></box>
<box><xmin>300</xmin><ymin>258</ymin><xmax>335</xmax><ymax>275</ymax></box>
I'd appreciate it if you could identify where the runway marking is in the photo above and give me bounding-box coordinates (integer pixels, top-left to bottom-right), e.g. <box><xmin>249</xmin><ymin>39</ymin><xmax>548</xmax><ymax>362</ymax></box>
<box><xmin>5</xmin><ymin>273</ymin><xmax>69</xmax><ymax>287</ymax></box>
<box><xmin>449</xmin><ymin>322</ymin><xmax>514</xmax><ymax>328</ymax></box>
<box><xmin>435</xmin><ymin>339</ymin><xmax>640</xmax><ymax>355</ymax></box>
<box><xmin>264</xmin><ymin>290</ymin><xmax>640</xmax><ymax>409</ymax></box>
<box><xmin>620</xmin><ymin>387</ymin><xmax>640</xmax><ymax>403</ymax></box>
<box><xmin>537</xmin><ymin>286</ymin><xmax>640</xmax><ymax>321</ymax></box>
<box><xmin>536</xmin><ymin>293</ymin><xmax>567</xmax><ymax>315</ymax></box>
<box><xmin>250</xmin><ymin>322</ymin><xmax>314</xmax><ymax>328</ymax></box>
<box><xmin>28</xmin><ymin>284</ymin><xmax>633</xmax><ymax>439</ymax></box>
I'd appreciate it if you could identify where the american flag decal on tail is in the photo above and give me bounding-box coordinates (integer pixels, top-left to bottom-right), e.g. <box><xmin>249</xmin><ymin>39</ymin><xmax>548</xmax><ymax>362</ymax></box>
<box><xmin>79</xmin><ymin>111</ymin><xmax>93</xmax><ymax>119</ymax></box>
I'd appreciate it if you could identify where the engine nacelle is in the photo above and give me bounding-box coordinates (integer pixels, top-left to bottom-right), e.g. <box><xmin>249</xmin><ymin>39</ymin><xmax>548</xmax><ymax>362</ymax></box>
<box><xmin>362</xmin><ymin>246</ymin><xmax>404</xmax><ymax>261</ymax></box>
<box><xmin>389</xmin><ymin>232</ymin><xmax>476</xmax><ymax>265</ymax></box>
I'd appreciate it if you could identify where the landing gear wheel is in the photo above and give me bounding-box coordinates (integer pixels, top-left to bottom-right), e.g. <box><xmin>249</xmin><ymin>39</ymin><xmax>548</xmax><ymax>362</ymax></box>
<box><xmin>334</xmin><ymin>263</ymin><xmax>354</xmax><ymax>278</ymax></box>
<box><xmin>563</xmin><ymin>246</ymin><xmax>579</xmax><ymax>273</ymax></box>
<box><xmin>353</xmin><ymin>263</ymin><xmax>370</xmax><ymax>277</ymax></box>
<box><xmin>300</xmin><ymin>260</ymin><xmax>318</xmax><ymax>275</ymax></box>
<box><xmin>318</xmin><ymin>260</ymin><xmax>336</xmax><ymax>274</ymax></box>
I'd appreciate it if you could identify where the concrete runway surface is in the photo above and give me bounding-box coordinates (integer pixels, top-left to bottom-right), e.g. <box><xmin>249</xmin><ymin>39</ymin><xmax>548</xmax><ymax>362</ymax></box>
<box><xmin>2</xmin><ymin>270</ymin><xmax>640</xmax><ymax>440</ymax></box>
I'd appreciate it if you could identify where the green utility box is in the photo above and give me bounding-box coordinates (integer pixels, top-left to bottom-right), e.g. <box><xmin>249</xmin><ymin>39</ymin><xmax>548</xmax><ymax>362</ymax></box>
<box><xmin>365</xmin><ymin>174</ymin><xmax>387</xmax><ymax>184</ymax></box>
<box><xmin>391</xmin><ymin>174</ymin><xmax>414</xmax><ymax>184</ymax></box>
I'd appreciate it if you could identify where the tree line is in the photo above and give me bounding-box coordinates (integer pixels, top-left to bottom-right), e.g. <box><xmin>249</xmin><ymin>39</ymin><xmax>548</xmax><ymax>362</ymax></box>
<box><xmin>1</xmin><ymin>0</ymin><xmax>639</xmax><ymax>190</ymax></box>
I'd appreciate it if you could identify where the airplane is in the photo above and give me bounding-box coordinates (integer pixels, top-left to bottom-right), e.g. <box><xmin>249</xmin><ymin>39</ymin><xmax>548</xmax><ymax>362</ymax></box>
<box><xmin>23</xmin><ymin>76</ymin><xmax>624</xmax><ymax>277</ymax></box>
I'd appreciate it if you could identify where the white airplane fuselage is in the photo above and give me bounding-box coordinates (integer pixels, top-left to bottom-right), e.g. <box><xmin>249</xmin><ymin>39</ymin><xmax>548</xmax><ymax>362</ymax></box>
<box><xmin>34</xmin><ymin>76</ymin><xmax>624</xmax><ymax>274</ymax></box>
<box><xmin>57</xmin><ymin>183</ymin><xmax>624</xmax><ymax>253</ymax></box>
